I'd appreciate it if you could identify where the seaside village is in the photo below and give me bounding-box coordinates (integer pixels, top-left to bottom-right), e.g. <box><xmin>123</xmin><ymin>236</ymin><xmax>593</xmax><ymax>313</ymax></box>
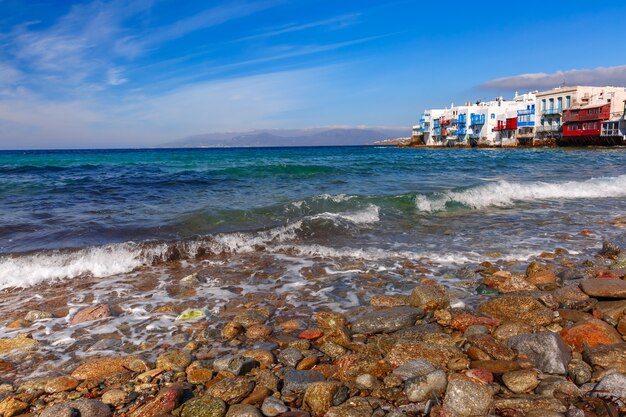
<box><xmin>410</xmin><ymin>86</ymin><xmax>626</xmax><ymax>147</ymax></box>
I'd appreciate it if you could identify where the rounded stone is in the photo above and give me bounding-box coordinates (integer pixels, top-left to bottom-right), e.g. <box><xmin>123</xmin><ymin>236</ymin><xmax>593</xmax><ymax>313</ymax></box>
<box><xmin>246</xmin><ymin>324</ymin><xmax>272</xmax><ymax>340</ymax></box>
<box><xmin>502</xmin><ymin>369</ymin><xmax>539</xmax><ymax>394</ymax></box>
<box><xmin>102</xmin><ymin>389</ymin><xmax>127</xmax><ymax>406</ymax></box>
<box><xmin>463</xmin><ymin>325</ymin><xmax>490</xmax><ymax>337</ymax></box>
<box><xmin>479</xmin><ymin>295</ymin><xmax>553</xmax><ymax>326</ymax></box>
<box><xmin>391</xmin><ymin>359</ymin><xmax>435</xmax><ymax>381</ymax></box>
<box><xmin>225</xmin><ymin>404</ymin><xmax>263</xmax><ymax>417</ymax></box>
<box><xmin>206</xmin><ymin>377</ymin><xmax>256</xmax><ymax>405</ymax></box>
<box><xmin>443</xmin><ymin>378</ymin><xmax>493</xmax><ymax>417</ymax></box>
<box><xmin>277</xmin><ymin>347</ymin><xmax>304</xmax><ymax>367</ymax></box>
<box><xmin>186</xmin><ymin>361</ymin><xmax>214</xmax><ymax>384</ymax></box>
<box><xmin>408</xmin><ymin>283</ymin><xmax>449</xmax><ymax>311</ymax></box>
<box><xmin>260</xmin><ymin>396</ymin><xmax>288</xmax><ymax>417</ymax></box>
<box><xmin>181</xmin><ymin>397</ymin><xmax>227</xmax><ymax>417</ymax></box>
<box><xmin>157</xmin><ymin>350</ymin><xmax>193</xmax><ymax>371</ymax></box>
<box><xmin>405</xmin><ymin>369</ymin><xmax>447</xmax><ymax>402</ymax></box>
<box><xmin>303</xmin><ymin>381</ymin><xmax>348</xmax><ymax>417</ymax></box>
<box><xmin>222</xmin><ymin>321</ymin><xmax>243</xmax><ymax>340</ymax></box>
<box><xmin>70</xmin><ymin>304</ymin><xmax>111</xmax><ymax>325</ymax></box>
<box><xmin>39</xmin><ymin>399</ymin><xmax>112</xmax><ymax>417</ymax></box>
<box><xmin>560</xmin><ymin>318</ymin><xmax>623</xmax><ymax>351</ymax></box>
<box><xmin>261</xmin><ymin>397</ymin><xmax>289</xmax><ymax>417</ymax></box>
<box><xmin>355</xmin><ymin>374</ymin><xmax>378</xmax><ymax>390</ymax></box>
<box><xmin>24</xmin><ymin>310</ymin><xmax>53</xmax><ymax>321</ymax></box>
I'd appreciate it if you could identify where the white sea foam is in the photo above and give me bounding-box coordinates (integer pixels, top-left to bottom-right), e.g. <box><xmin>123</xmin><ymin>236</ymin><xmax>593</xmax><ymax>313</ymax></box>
<box><xmin>275</xmin><ymin>243</ymin><xmax>538</xmax><ymax>264</ymax></box>
<box><xmin>0</xmin><ymin>244</ymin><xmax>161</xmax><ymax>290</ymax></box>
<box><xmin>416</xmin><ymin>175</ymin><xmax>626</xmax><ymax>212</ymax></box>
<box><xmin>0</xmin><ymin>206</ymin><xmax>380</xmax><ymax>288</ymax></box>
<box><xmin>318</xmin><ymin>193</ymin><xmax>355</xmax><ymax>203</ymax></box>
<box><xmin>311</xmin><ymin>204</ymin><xmax>380</xmax><ymax>224</ymax></box>
<box><xmin>290</xmin><ymin>193</ymin><xmax>356</xmax><ymax>209</ymax></box>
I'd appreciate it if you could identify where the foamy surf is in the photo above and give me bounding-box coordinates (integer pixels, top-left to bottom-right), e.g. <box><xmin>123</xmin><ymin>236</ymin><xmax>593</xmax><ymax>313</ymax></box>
<box><xmin>311</xmin><ymin>204</ymin><xmax>380</xmax><ymax>224</ymax></box>
<box><xmin>0</xmin><ymin>206</ymin><xmax>381</xmax><ymax>289</ymax></box>
<box><xmin>415</xmin><ymin>174</ymin><xmax>626</xmax><ymax>212</ymax></box>
<box><xmin>0</xmin><ymin>244</ymin><xmax>153</xmax><ymax>289</ymax></box>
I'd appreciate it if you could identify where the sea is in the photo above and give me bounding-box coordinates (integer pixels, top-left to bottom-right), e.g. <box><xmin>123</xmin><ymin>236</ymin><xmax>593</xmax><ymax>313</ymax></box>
<box><xmin>0</xmin><ymin>146</ymin><xmax>625</xmax><ymax>378</ymax></box>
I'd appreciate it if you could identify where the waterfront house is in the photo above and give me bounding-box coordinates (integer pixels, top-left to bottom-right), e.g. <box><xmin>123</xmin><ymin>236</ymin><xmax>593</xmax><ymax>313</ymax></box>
<box><xmin>412</xmin><ymin>86</ymin><xmax>626</xmax><ymax>147</ymax></box>
<box><xmin>561</xmin><ymin>89</ymin><xmax>626</xmax><ymax>145</ymax></box>
<box><xmin>535</xmin><ymin>86</ymin><xmax>626</xmax><ymax>144</ymax></box>
<box><xmin>600</xmin><ymin>100</ymin><xmax>626</xmax><ymax>145</ymax></box>
<box><xmin>516</xmin><ymin>103</ymin><xmax>536</xmax><ymax>146</ymax></box>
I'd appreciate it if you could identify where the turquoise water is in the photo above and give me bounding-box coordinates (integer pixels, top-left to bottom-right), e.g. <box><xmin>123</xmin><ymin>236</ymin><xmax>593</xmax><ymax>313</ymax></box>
<box><xmin>1</xmin><ymin>146</ymin><xmax>625</xmax><ymax>288</ymax></box>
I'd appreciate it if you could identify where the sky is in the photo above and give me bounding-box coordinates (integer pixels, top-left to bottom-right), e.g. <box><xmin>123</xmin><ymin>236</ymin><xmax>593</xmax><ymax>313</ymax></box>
<box><xmin>1</xmin><ymin>0</ymin><xmax>626</xmax><ymax>149</ymax></box>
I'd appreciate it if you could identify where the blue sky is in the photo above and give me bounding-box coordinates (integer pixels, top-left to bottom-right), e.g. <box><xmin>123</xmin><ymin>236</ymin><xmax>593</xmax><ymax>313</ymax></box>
<box><xmin>1</xmin><ymin>0</ymin><xmax>626</xmax><ymax>148</ymax></box>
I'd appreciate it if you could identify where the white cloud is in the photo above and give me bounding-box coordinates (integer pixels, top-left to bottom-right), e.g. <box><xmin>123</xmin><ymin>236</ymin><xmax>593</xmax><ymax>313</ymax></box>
<box><xmin>481</xmin><ymin>65</ymin><xmax>626</xmax><ymax>90</ymax></box>
<box><xmin>0</xmin><ymin>68</ymin><xmax>326</xmax><ymax>149</ymax></box>
<box><xmin>0</xmin><ymin>63</ymin><xmax>22</xmax><ymax>85</ymax></box>
<box><xmin>234</xmin><ymin>13</ymin><xmax>360</xmax><ymax>42</ymax></box>
<box><xmin>107</xmin><ymin>67</ymin><xmax>128</xmax><ymax>85</ymax></box>
<box><xmin>117</xmin><ymin>0</ymin><xmax>280</xmax><ymax>56</ymax></box>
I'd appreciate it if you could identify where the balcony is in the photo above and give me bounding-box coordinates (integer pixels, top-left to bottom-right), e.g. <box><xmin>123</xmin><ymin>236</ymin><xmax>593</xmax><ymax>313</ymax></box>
<box><xmin>536</xmin><ymin>125</ymin><xmax>561</xmax><ymax>133</ymax></box>
<box><xmin>505</xmin><ymin>118</ymin><xmax>517</xmax><ymax>130</ymax></box>
<box><xmin>563</xmin><ymin>104</ymin><xmax>611</xmax><ymax>123</ymax></box>
<box><xmin>458</xmin><ymin>114</ymin><xmax>467</xmax><ymax>124</ymax></box>
<box><xmin>542</xmin><ymin>107</ymin><xmax>562</xmax><ymax>116</ymax></box>
<box><xmin>470</xmin><ymin>114</ymin><xmax>485</xmax><ymax>125</ymax></box>
<box><xmin>601</xmin><ymin>128</ymin><xmax>621</xmax><ymax>137</ymax></box>
<box><xmin>439</xmin><ymin>118</ymin><xmax>451</xmax><ymax>126</ymax></box>
<box><xmin>493</xmin><ymin>121</ymin><xmax>505</xmax><ymax>132</ymax></box>
<box><xmin>563</xmin><ymin>122</ymin><xmax>601</xmax><ymax>137</ymax></box>
<box><xmin>517</xmin><ymin>107</ymin><xmax>535</xmax><ymax>116</ymax></box>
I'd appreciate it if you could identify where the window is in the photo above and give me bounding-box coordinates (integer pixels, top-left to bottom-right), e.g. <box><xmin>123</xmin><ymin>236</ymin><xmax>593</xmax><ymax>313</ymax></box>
<box><xmin>549</xmin><ymin>98</ymin><xmax>554</xmax><ymax>109</ymax></box>
<box><xmin>542</xmin><ymin>99</ymin><xmax>546</xmax><ymax>111</ymax></box>
<box><xmin>491</xmin><ymin>113</ymin><xmax>495</xmax><ymax>119</ymax></box>
<box><xmin>557</xmin><ymin>97</ymin><xmax>562</xmax><ymax>110</ymax></box>
<box><xmin>566</xmin><ymin>96</ymin><xmax>571</xmax><ymax>108</ymax></box>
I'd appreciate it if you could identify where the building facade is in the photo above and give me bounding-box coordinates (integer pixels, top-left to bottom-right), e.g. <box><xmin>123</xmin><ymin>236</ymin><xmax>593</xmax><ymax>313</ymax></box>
<box><xmin>560</xmin><ymin>88</ymin><xmax>626</xmax><ymax>145</ymax></box>
<box><xmin>413</xmin><ymin>86</ymin><xmax>626</xmax><ymax>147</ymax></box>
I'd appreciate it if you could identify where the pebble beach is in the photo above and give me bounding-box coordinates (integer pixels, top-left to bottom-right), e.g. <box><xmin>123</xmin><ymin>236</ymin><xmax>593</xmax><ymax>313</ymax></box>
<box><xmin>1</xmin><ymin>147</ymin><xmax>626</xmax><ymax>416</ymax></box>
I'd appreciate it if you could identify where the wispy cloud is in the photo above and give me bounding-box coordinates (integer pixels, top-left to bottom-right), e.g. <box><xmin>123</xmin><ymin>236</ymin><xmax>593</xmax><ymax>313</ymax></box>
<box><xmin>152</xmin><ymin>0</ymin><xmax>277</xmax><ymax>43</ymax></box>
<box><xmin>480</xmin><ymin>65</ymin><xmax>626</xmax><ymax>90</ymax></box>
<box><xmin>141</xmin><ymin>35</ymin><xmax>385</xmax><ymax>90</ymax></box>
<box><xmin>0</xmin><ymin>62</ymin><xmax>22</xmax><ymax>86</ymax></box>
<box><xmin>4</xmin><ymin>0</ymin><xmax>279</xmax><ymax>92</ymax></box>
<box><xmin>106</xmin><ymin>67</ymin><xmax>128</xmax><ymax>85</ymax></box>
<box><xmin>0</xmin><ymin>68</ymin><xmax>326</xmax><ymax>148</ymax></box>
<box><xmin>7</xmin><ymin>0</ymin><xmax>151</xmax><ymax>91</ymax></box>
<box><xmin>234</xmin><ymin>13</ymin><xmax>360</xmax><ymax>42</ymax></box>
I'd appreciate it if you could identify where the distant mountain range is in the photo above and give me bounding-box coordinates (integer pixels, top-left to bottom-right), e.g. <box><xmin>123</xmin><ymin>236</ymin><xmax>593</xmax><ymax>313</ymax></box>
<box><xmin>163</xmin><ymin>127</ymin><xmax>410</xmax><ymax>148</ymax></box>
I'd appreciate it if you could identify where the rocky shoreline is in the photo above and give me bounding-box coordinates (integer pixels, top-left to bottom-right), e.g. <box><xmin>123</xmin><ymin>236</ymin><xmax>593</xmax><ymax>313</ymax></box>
<box><xmin>1</xmin><ymin>239</ymin><xmax>626</xmax><ymax>417</ymax></box>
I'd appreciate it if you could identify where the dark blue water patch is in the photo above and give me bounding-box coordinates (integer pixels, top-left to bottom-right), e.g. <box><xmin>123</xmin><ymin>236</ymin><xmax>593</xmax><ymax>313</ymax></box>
<box><xmin>0</xmin><ymin>146</ymin><xmax>625</xmax><ymax>253</ymax></box>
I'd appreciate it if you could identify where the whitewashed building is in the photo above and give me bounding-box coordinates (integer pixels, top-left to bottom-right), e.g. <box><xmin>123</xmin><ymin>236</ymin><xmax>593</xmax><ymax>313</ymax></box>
<box><xmin>416</xmin><ymin>92</ymin><xmax>536</xmax><ymax>146</ymax></box>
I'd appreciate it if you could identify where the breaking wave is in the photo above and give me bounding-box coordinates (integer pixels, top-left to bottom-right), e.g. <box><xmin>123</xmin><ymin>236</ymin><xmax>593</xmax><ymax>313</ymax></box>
<box><xmin>0</xmin><ymin>205</ymin><xmax>380</xmax><ymax>289</ymax></box>
<box><xmin>415</xmin><ymin>175</ymin><xmax>626</xmax><ymax>212</ymax></box>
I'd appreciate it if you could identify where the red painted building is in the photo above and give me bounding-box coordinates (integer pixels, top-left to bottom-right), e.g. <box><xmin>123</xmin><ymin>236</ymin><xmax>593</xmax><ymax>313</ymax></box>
<box><xmin>493</xmin><ymin>117</ymin><xmax>517</xmax><ymax>132</ymax></box>
<box><xmin>562</xmin><ymin>103</ymin><xmax>611</xmax><ymax>138</ymax></box>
